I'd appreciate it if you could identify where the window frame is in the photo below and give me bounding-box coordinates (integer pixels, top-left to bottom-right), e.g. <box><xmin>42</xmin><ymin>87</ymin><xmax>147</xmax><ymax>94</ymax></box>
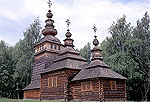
<box><xmin>40</xmin><ymin>45</ymin><xmax>41</xmax><ymax>50</ymax></box>
<box><xmin>48</xmin><ymin>76</ymin><xmax>57</xmax><ymax>88</ymax></box>
<box><xmin>51</xmin><ymin>43</ymin><xmax>53</xmax><ymax>49</ymax></box>
<box><xmin>37</xmin><ymin>47</ymin><xmax>39</xmax><ymax>51</ymax></box>
<box><xmin>58</xmin><ymin>45</ymin><xmax>60</xmax><ymax>50</ymax></box>
<box><xmin>54</xmin><ymin>44</ymin><xmax>57</xmax><ymax>50</ymax></box>
<box><xmin>42</xmin><ymin>44</ymin><xmax>44</xmax><ymax>49</ymax></box>
<box><xmin>81</xmin><ymin>81</ymin><xmax>92</xmax><ymax>91</ymax></box>
<box><xmin>110</xmin><ymin>80</ymin><xmax>117</xmax><ymax>90</ymax></box>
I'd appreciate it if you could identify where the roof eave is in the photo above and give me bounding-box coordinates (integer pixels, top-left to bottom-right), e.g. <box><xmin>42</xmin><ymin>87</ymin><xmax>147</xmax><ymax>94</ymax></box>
<box><xmin>72</xmin><ymin>76</ymin><xmax>127</xmax><ymax>82</ymax></box>
<box><xmin>41</xmin><ymin>67</ymin><xmax>81</xmax><ymax>75</ymax></box>
<box><xmin>23</xmin><ymin>87</ymin><xmax>40</xmax><ymax>91</ymax></box>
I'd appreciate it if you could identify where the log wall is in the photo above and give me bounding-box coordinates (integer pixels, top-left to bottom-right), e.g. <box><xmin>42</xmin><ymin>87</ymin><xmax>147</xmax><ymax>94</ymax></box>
<box><xmin>40</xmin><ymin>69</ymin><xmax>79</xmax><ymax>101</ymax></box>
<box><xmin>72</xmin><ymin>79</ymin><xmax>126</xmax><ymax>101</ymax></box>
<box><xmin>24</xmin><ymin>89</ymin><xmax>40</xmax><ymax>99</ymax></box>
<box><xmin>103</xmin><ymin>79</ymin><xmax>126</xmax><ymax>101</ymax></box>
<box><xmin>72</xmin><ymin>80</ymin><xmax>100</xmax><ymax>101</ymax></box>
<box><xmin>65</xmin><ymin>69</ymin><xmax>80</xmax><ymax>101</ymax></box>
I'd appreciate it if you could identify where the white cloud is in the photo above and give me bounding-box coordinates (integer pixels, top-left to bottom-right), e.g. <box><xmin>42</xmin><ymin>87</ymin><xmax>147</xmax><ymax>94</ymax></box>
<box><xmin>0</xmin><ymin>36</ymin><xmax>4</xmax><ymax>42</ymax></box>
<box><xmin>0</xmin><ymin>0</ymin><xmax>150</xmax><ymax>48</ymax></box>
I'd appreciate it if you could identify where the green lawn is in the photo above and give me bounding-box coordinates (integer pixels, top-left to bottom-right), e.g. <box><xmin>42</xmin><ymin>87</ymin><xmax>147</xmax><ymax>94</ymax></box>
<box><xmin>0</xmin><ymin>98</ymin><xmax>62</xmax><ymax>102</ymax></box>
<box><xmin>0</xmin><ymin>99</ymin><xmax>149</xmax><ymax>102</ymax></box>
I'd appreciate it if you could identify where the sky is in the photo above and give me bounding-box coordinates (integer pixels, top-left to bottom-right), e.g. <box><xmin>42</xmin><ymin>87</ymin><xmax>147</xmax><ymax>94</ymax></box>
<box><xmin>0</xmin><ymin>0</ymin><xmax>150</xmax><ymax>49</ymax></box>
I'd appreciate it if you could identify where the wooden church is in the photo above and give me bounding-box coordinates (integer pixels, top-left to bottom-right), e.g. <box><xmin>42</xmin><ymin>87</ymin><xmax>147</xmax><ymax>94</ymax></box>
<box><xmin>23</xmin><ymin>1</ymin><xmax>127</xmax><ymax>101</ymax></box>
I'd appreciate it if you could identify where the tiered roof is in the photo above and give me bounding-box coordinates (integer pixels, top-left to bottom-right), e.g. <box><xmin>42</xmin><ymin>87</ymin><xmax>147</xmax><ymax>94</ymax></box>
<box><xmin>72</xmin><ymin>25</ymin><xmax>126</xmax><ymax>81</ymax></box>
<box><xmin>42</xmin><ymin>19</ymin><xmax>87</xmax><ymax>74</ymax></box>
<box><xmin>24</xmin><ymin>2</ymin><xmax>126</xmax><ymax>91</ymax></box>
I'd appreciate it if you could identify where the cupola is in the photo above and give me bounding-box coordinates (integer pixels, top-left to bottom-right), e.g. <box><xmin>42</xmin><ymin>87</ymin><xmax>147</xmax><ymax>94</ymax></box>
<box><xmin>91</xmin><ymin>24</ymin><xmax>103</xmax><ymax>60</ymax></box>
<box><xmin>63</xmin><ymin>19</ymin><xmax>74</xmax><ymax>48</ymax></box>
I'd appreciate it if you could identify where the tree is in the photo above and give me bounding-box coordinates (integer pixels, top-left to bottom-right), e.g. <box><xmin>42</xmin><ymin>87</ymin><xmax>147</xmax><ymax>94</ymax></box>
<box><xmin>128</xmin><ymin>12</ymin><xmax>150</xmax><ymax>100</ymax></box>
<box><xmin>101</xmin><ymin>13</ymin><xmax>150</xmax><ymax>101</ymax></box>
<box><xmin>78</xmin><ymin>42</ymin><xmax>91</xmax><ymax>62</ymax></box>
<box><xmin>0</xmin><ymin>41</ymin><xmax>15</xmax><ymax>98</ymax></box>
<box><xmin>0</xmin><ymin>17</ymin><xmax>42</xmax><ymax>99</ymax></box>
<box><xmin>13</xmin><ymin>18</ymin><xmax>42</xmax><ymax>95</ymax></box>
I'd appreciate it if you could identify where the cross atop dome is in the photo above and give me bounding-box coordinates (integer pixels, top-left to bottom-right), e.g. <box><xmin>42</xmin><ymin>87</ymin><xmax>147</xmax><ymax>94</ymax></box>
<box><xmin>64</xmin><ymin>19</ymin><xmax>74</xmax><ymax>48</ymax></box>
<box><xmin>91</xmin><ymin>24</ymin><xmax>103</xmax><ymax>60</ymax></box>
<box><xmin>92</xmin><ymin>24</ymin><xmax>99</xmax><ymax>46</ymax></box>
<box><xmin>47</xmin><ymin>0</ymin><xmax>52</xmax><ymax>9</ymax></box>
<box><xmin>92</xmin><ymin>23</ymin><xmax>97</xmax><ymax>36</ymax></box>
<box><xmin>66</xmin><ymin>19</ymin><xmax>71</xmax><ymax>31</ymax></box>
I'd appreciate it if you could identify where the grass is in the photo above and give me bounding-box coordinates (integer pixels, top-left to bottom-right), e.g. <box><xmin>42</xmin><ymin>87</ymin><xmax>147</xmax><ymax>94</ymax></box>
<box><xmin>0</xmin><ymin>98</ymin><xmax>149</xmax><ymax>102</ymax></box>
<box><xmin>0</xmin><ymin>98</ymin><xmax>61</xmax><ymax>102</ymax></box>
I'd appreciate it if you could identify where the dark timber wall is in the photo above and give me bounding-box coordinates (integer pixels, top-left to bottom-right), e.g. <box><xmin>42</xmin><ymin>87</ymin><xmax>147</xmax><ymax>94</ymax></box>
<box><xmin>71</xmin><ymin>79</ymin><xmax>126</xmax><ymax>101</ymax></box>
<box><xmin>71</xmin><ymin>80</ymin><xmax>100</xmax><ymax>101</ymax></box>
<box><xmin>103</xmin><ymin>79</ymin><xmax>126</xmax><ymax>101</ymax></box>
<box><xmin>40</xmin><ymin>69</ymin><xmax>79</xmax><ymax>101</ymax></box>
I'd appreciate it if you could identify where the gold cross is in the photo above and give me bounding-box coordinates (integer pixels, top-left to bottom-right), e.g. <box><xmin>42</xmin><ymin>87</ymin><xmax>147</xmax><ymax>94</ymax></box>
<box><xmin>92</xmin><ymin>24</ymin><xmax>97</xmax><ymax>35</ymax></box>
<box><xmin>47</xmin><ymin>0</ymin><xmax>52</xmax><ymax>9</ymax></box>
<box><xmin>66</xmin><ymin>19</ymin><xmax>71</xmax><ymax>30</ymax></box>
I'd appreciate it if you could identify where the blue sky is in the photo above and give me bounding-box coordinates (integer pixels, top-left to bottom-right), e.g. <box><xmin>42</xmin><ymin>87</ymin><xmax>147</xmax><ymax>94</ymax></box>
<box><xmin>0</xmin><ymin>0</ymin><xmax>150</xmax><ymax>49</ymax></box>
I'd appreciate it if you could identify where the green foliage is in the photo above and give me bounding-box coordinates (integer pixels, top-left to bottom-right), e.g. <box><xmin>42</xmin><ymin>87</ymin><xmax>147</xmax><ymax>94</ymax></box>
<box><xmin>0</xmin><ymin>41</ymin><xmax>15</xmax><ymax>98</ymax></box>
<box><xmin>78</xmin><ymin>42</ymin><xmax>91</xmax><ymax>62</ymax></box>
<box><xmin>0</xmin><ymin>11</ymin><xmax>150</xmax><ymax>101</ymax></box>
<box><xmin>13</xmin><ymin>18</ymin><xmax>42</xmax><ymax>98</ymax></box>
<box><xmin>0</xmin><ymin>98</ymin><xmax>80</xmax><ymax>102</ymax></box>
<box><xmin>0</xmin><ymin>17</ymin><xmax>42</xmax><ymax>99</ymax></box>
<box><xmin>101</xmin><ymin>12</ymin><xmax>150</xmax><ymax>101</ymax></box>
<box><xmin>78</xmin><ymin>13</ymin><xmax>150</xmax><ymax>100</ymax></box>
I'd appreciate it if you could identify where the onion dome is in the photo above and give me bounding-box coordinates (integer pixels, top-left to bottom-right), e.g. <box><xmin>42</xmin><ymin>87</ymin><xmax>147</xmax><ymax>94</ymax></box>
<box><xmin>91</xmin><ymin>24</ymin><xmax>103</xmax><ymax>60</ymax></box>
<box><xmin>65</xmin><ymin>29</ymin><xmax>72</xmax><ymax>37</ymax></box>
<box><xmin>91</xmin><ymin>36</ymin><xmax>103</xmax><ymax>59</ymax></box>
<box><xmin>63</xmin><ymin>19</ymin><xmax>74</xmax><ymax>47</ymax></box>
<box><xmin>93</xmin><ymin>35</ymin><xmax>99</xmax><ymax>46</ymax></box>
<box><xmin>42</xmin><ymin>7</ymin><xmax>57</xmax><ymax>36</ymax></box>
<box><xmin>64</xmin><ymin>30</ymin><xmax>74</xmax><ymax>47</ymax></box>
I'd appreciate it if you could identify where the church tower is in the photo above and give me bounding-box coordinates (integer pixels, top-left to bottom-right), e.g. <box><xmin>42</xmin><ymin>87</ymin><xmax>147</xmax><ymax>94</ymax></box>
<box><xmin>23</xmin><ymin>1</ymin><xmax>126</xmax><ymax>101</ymax></box>
<box><xmin>23</xmin><ymin>1</ymin><xmax>63</xmax><ymax>99</ymax></box>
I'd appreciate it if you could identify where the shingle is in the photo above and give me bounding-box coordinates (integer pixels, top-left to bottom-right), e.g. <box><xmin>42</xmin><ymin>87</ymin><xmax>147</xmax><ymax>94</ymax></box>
<box><xmin>84</xmin><ymin>59</ymin><xmax>109</xmax><ymax>68</ymax></box>
<box><xmin>35</xmin><ymin>34</ymin><xmax>62</xmax><ymax>47</ymax></box>
<box><xmin>72</xmin><ymin>67</ymin><xmax>126</xmax><ymax>81</ymax></box>
<box><xmin>23</xmin><ymin>80</ymin><xmax>41</xmax><ymax>90</ymax></box>
<box><xmin>41</xmin><ymin>47</ymin><xmax>87</xmax><ymax>74</ymax></box>
<box><xmin>42</xmin><ymin>55</ymin><xmax>87</xmax><ymax>74</ymax></box>
<box><xmin>59</xmin><ymin>47</ymin><xmax>78</xmax><ymax>55</ymax></box>
<box><xmin>72</xmin><ymin>59</ymin><xmax>127</xmax><ymax>81</ymax></box>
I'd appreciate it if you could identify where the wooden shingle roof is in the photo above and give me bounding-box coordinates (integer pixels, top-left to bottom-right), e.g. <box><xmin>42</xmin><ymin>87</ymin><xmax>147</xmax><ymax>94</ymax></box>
<box><xmin>42</xmin><ymin>47</ymin><xmax>87</xmax><ymax>74</ymax></box>
<box><xmin>72</xmin><ymin>35</ymin><xmax>127</xmax><ymax>81</ymax></box>
<box><xmin>35</xmin><ymin>34</ymin><xmax>62</xmax><ymax>47</ymax></box>
<box><xmin>72</xmin><ymin>59</ymin><xmax>127</xmax><ymax>81</ymax></box>
<box><xmin>23</xmin><ymin>80</ymin><xmax>40</xmax><ymax>90</ymax></box>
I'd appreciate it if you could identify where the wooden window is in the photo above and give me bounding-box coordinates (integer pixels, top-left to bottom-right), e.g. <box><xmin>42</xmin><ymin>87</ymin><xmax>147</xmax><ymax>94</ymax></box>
<box><xmin>42</xmin><ymin>44</ymin><xmax>44</xmax><ymax>49</ymax></box>
<box><xmin>110</xmin><ymin>81</ymin><xmax>116</xmax><ymax>90</ymax></box>
<box><xmin>53</xmin><ymin>77</ymin><xmax>57</xmax><ymax>87</ymax></box>
<box><xmin>48</xmin><ymin>77</ymin><xmax>57</xmax><ymax>88</ymax></box>
<box><xmin>51</xmin><ymin>43</ymin><xmax>53</xmax><ymax>49</ymax></box>
<box><xmin>81</xmin><ymin>81</ymin><xmax>92</xmax><ymax>91</ymax></box>
<box><xmin>40</xmin><ymin>45</ymin><xmax>41</xmax><ymax>50</ymax></box>
<box><xmin>54</xmin><ymin>44</ymin><xmax>57</xmax><ymax>50</ymax></box>
<box><xmin>48</xmin><ymin>78</ymin><xmax>52</xmax><ymax>87</ymax></box>
<box><xmin>45</xmin><ymin>45</ymin><xmax>47</xmax><ymax>49</ymax></box>
<box><xmin>58</xmin><ymin>45</ymin><xmax>60</xmax><ymax>50</ymax></box>
<box><xmin>37</xmin><ymin>47</ymin><xmax>39</xmax><ymax>51</ymax></box>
